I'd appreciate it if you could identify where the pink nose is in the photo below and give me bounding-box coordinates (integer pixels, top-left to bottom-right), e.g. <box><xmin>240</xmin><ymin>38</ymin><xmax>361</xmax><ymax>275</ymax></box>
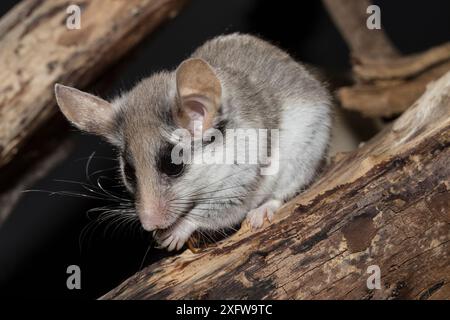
<box><xmin>138</xmin><ymin>194</ymin><xmax>169</xmax><ymax>231</ymax></box>
<box><xmin>140</xmin><ymin>212</ymin><xmax>167</xmax><ymax>231</ymax></box>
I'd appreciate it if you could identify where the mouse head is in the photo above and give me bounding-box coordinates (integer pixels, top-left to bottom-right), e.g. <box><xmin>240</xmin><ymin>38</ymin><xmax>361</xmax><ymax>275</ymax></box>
<box><xmin>55</xmin><ymin>59</ymin><xmax>249</xmax><ymax>232</ymax></box>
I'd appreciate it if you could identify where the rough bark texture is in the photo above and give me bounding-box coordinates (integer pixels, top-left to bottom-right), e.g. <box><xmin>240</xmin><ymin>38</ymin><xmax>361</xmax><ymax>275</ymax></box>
<box><xmin>102</xmin><ymin>72</ymin><xmax>450</xmax><ymax>300</ymax></box>
<box><xmin>322</xmin><ymin>0</ymin><xmax>450</xmax><ymax>118</ymax></box>
<box><xmin>0</xmin><ymin>0</ymin><xmax>187</xmax><ymax>168</ymax></box>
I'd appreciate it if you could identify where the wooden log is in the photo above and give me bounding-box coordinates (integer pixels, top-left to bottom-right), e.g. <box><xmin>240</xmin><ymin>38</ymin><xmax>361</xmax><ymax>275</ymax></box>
<box><xmin>102</xmin><ymin>71</ymin><xmax>450</xmax><ymax>300</ymax></box>
<box><xmin>0</xmin><ymin>0</ymin><xmax>187</xmax><ymax>168</ymax></box>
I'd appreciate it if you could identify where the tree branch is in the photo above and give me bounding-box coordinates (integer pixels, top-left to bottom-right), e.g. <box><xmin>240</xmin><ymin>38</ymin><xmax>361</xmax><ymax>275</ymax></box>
<box><xmin>322</xmin><ymin>0</ymin><xmax>399</xmax><ymax>61</ymax></box>
<box><xmin>322</xmin><ymin>0</ymin><xmax>450</xmax><ymax>118</ymax></box>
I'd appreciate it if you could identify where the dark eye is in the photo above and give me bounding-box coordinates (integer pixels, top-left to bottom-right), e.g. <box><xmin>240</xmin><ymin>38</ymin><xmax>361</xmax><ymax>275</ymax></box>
<box><xmin>158</xmin><ymin>145</ymin><xmax>185</xmax><ymax>177</ymax></box>
<box><xmin>123</xmin><ymin>159</ymin><xmax>136</xmax><ymax>187</ymax></box>
<box><xmin>161</xmin><ymin>155</ymin><xmax>184</xmax><ymax>177</ymax></box>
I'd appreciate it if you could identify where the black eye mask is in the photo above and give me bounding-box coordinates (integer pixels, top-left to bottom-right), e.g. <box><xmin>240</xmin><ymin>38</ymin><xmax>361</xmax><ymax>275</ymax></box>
<box><xmin>121</xmin><ymin>151</ymin><xmax>137</xmax><ymax>191</ymax></box>
<box><xmin>157</xmin><ymin>143</ymin><xmax>185</xmax><ymax>177</ymax></box>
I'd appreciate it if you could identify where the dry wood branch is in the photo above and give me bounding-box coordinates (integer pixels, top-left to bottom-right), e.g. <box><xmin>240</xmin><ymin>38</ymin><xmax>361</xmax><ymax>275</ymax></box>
<box><xmin>323</xmin><ymin>0</ymin><xmax>450</xmax><ymax>118</ymax></box>
<box><xmin>354</xmin><ymin>42</ymin><xmax>450</xmax><ymax>82</ymax></box>
<box><xmin>102</xmin><ymin>71</ymin><xmax>450</xmax><ymax>300</ymax></box>
<box><xmin>339</xmin><ymin>45</ymin><xmax>450</xmax><ymax>118</ymax></box>
<box><xmin>338</xmin><ymin>60</ymin><xmax>450</xmax><ymax>117</ymax></box>
<box><xmin>0</xmin><ymin>0</ymin><xmax>187</xmax><ymax>169</ymax></box>
<box><xmin>322</xmin><ymin>0</ymin><xmax>399</xmax><ymax>61</ymax></box>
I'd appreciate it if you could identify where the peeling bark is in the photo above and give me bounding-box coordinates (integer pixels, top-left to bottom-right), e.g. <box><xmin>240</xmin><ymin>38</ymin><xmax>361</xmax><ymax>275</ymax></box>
<box><xmin>102</xmin><ymin>72</ymin><xmax>450</xmax><ymax>300</ymax></box>
<box><xmin>0</xmin><ymin>0</ymin><xmax>187</xmax><ymax>168</ymax></box>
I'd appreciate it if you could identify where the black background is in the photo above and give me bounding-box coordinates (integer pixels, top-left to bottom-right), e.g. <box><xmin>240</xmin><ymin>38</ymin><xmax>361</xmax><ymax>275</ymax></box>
<box><xmin>0</xmin><ymin>0</ymin><xmax>449</xmax><ymax>299</ymax></box>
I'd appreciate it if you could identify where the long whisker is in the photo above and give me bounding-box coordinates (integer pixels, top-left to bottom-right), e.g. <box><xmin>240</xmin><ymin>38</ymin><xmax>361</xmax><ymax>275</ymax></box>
<box><xmin>23</xmin><ymin>189</ymin><xmax>117</xmax><ymax>202</ymax></box>
<box><xmin>139</xmin><ymin>238</ymin><xmax>155</xmax><ymax>270</ymax></box>
<box><xmin>173</xmin><ymin>165</ymin><xmax>255</xmax><ymax>200</ymax></box>
<box><xmin>96</xmin><ymin>176</ymin><xmax>131</xmax><ymax>202</ymax></box>
<box><xmin>52</xmin><ymin>179</ymin><xmax>127</xmax><ymax>202</ymax></box>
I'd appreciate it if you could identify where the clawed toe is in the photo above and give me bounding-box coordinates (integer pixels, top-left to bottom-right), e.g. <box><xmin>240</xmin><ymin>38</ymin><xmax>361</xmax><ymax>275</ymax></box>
<box><xmin>246</xmin><ymin>199</ymin><xmax>281</xmax><ymax>230</ymax></box>
<box><xmin>153</xmin><ymin>221</ymin><xmax>195</xmax><ymax>251</ymax></box>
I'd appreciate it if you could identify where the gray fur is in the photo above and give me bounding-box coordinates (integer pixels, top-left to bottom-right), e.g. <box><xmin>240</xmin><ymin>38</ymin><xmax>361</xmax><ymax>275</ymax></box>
<box><xmin>56</xmin><ymin>33</ymin><xmax>332</xmax><ymax>251</ymax></box>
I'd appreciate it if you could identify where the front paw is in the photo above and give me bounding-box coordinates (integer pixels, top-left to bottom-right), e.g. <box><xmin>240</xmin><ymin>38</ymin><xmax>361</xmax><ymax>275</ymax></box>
<box><xmin>153</xmin><ymin>219</ymin><xmax>196</xmax><ymax>251</ymax></box>
<box><xmin>246</xmin><ymin>199</ymin><xmax>282</xmax><ymax>230</ymax></box>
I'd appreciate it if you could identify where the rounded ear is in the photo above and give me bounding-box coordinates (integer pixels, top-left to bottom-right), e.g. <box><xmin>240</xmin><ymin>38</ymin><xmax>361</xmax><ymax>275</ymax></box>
<box><xmin>175</xmin><ymin>58</ymin><xmax>222</xmax><ymax>133</ymax></box>
<box><xmin>54</xmin><ymin>84</ymin><xmax>115</xmax><ymax>136</ymax></box>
